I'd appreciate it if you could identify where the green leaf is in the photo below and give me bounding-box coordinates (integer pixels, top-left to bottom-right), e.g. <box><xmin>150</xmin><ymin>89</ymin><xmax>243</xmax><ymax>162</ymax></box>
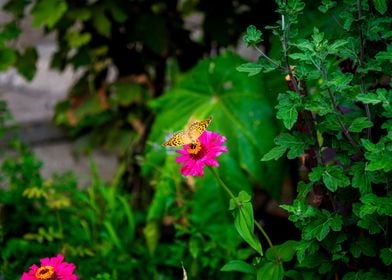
<box><xmin>143</xmin><ymin>221</ymin><xmax>159</xmax><ymax>254</ymax></box>
<box><xmin>15</xmin><ymin>47</ymin><xmax>38</xmax><ymax>81</ymax></box>
<box><xmin>349</xmin><ymin>117</ymin><xmax>373</xmax><ymax>132</ymax></box>
<box><xmin>31</xmin><ymin>0</ymin><xmax>67</xmax><ymax>28</ymax></box>
<box><xmin>236</xmin><ymin>63</ymin><xmax>262</xmax><ymax>77</ymax></box>
<box><xmin>373</xmin><ymin>0</ymin><xmax>387</xmax><ymax>14</ymax></box>
<box><xmin>309</xmin><ymin>165</ymin><xmax>350</xmax><ymax>192</ymax></box>
<box><xmin>266</xmin><ymin>240</ymin><xmax>298</xmax><ymax>262</ymax></box>
<box><xmin>295</xmin><ymin>240</ymin><xmax>320</xmax><ymax>263</ymax></box>
<box><xmin>221</xmin><ymin>260</ymin><xmax>256</xmax><ymax>274</ymax></box>
<box><xmin>261</xmin><ymin>133</ymin><xmax>312</xmax><ymax>161</ymax></box>
<box><xmin>0</xmin><ymin>22</ymin><xmax>21</xmax><ymax>42</ymax></box>
<box><xmin>380</xmin><ymin>247</ymin><xmax>392</xmax><ymax>265</ymax></box>
<box><xmin>360</xmin><ymin>194</ymin><xmax>392</xmax><ymax>217</ymax></box>
<box><xmin>350</xmin><ymin>236</ymin><xmax>377</xmax><ymax>258</ymax></box>
<box><xmin>289</xmin><ymin>52</ymin><xmax>310</xmax><ymax>61</ymax></box>
<box><xmin>261</xmin><ymin>145</ymin><xmax>287</xmax><ymax>161</ymax></box>
<box><xmin>350</xmin><ymin>163</ymin><xmax>372</xmax><ymax>194</ymax></box>
<box><xmin>66</xmin><ymin>31</ymin><xmax>92</xmax><ymax>48</ymax></box>
<box><xmin>328</xmin><ymin>39</ymin><xmax>348</xmax><ymax>54</ymax></box>
<box><xmin>276</xmin><ymin>91</ymin><xmax>301</xmax><ymax>130</ymax></box>
<box><xmin>362</xmin><ymin>139</ymin><xmax>392</xmax><ymax>172</ymax></box>
<box><xmin>375</xmin><ymin>45</ymin><xmax>392</xmax><ymax>60</ymax></box>
<box><xmin>257</xmin><ymin>261</ymin><xmax>284</xmax><ymax>280</ymax></box>
<box><xmin>356</xmin><ymin>92</ymin><xmax>383</xmax><ymax>105</ymax></box>
<box><xmin>303</xmin><ymin>211</ymin><xmax>343</xmax><ymax>241</ymax></box>
<box><xmin>243</xmin><ymin>25</ymin><xmax>262</xmax><ymax>46</ymax></box>
<box><xmin>318</xmin><ymin>0</ymin><xmax>337</xmax><ymax>13</ymax></box>
<box><xmin>146</xmin><ymin>52</ymin><xmax>284</xmax><ymax>199</ymax></box>
<box><xmin>232</xmin><ymin>193</ymin><xmax>263</xmax><ymax>255</ymax></box>
<box><xmin>303</xmin><ymin>216</ymin><xmax>330</xmax><ymax>241</ymax></box>
<box><xmin>0</xmin><ymin>47</ymin><xmax>16</xmax><ymax>71</ymax></box>
<box><xmin>93</xmin><ymin>9</ymin><xmax>111</xmax><ymax>38</ymax></box>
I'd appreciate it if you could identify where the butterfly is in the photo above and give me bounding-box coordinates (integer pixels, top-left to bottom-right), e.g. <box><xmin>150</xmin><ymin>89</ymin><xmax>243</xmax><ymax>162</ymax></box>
<box><xmin>162</xmin><ymin>116</ymin><xmax>212</xmax><ymax>147</ymax></box>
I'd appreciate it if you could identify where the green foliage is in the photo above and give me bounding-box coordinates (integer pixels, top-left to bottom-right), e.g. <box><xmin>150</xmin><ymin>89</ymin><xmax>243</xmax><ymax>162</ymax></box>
<box><xmin>229</xmin><ymin>191</ymin><xmax>262</xmax><ymax>255</ymax></box>
<box><xmin>239</xmin><ymin>0</ymin><xmax>392</xmax><ymax>278</ymax></box>
<box><xmin>0</xmin><ymin>143</ymin><xmax>247</xmax><ymax>279</ymax></box>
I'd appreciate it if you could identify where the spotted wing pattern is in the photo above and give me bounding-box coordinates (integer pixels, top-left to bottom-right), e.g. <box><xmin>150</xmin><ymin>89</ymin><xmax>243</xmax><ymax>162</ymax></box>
<box><xmin>162</xmin><ymin>116</ymin><xmax>212</xmax><ymax>147</ymax></box>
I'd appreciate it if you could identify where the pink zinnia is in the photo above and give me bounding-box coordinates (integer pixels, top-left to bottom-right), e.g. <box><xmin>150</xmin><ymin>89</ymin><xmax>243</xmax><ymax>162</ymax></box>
<box><xmin>21</xmin><ymin>254</ymin><xmax>78</xmax><ymax>280</ymax></box>
<box><xmin>176</xmin><ymin>130</ymin><xmax>228</xmax><ymax>176</ymax></box>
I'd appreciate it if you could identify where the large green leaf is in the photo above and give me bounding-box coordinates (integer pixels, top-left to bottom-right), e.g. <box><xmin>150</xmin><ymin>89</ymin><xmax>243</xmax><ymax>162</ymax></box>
<box><xmin>145</xmin><ymin>51</ymin><xmax>284</xmax><ymax>199</ymax></box>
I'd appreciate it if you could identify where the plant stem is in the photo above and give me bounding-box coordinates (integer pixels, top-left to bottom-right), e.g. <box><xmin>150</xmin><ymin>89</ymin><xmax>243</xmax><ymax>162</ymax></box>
<box><xmin>281</xmin><ymin>13</ymin><xmax>322</xmax><ymax>165</ymax></box>
<box><xmin>254</xmin><ymin>219</ymin><xmax>279</xmax><ymax>258</ymax></box>
<box><xmin>209</xmin><ymin>167</ymin><xmax>237</xmax><ymax>203</ymax></box>
<box><xmin>357</xmin><ymin>0</ymin><xmax>372</xmax><ymax>139</ymax></box>
<box><xmin>254</xmin><ymin>46</ymin><xmax>282</xmax><ymax>69</ymax></box>
<box><xmin>320</xmin><ymin>65</ymin><xmax>360</xmax><ymax>150</ymax></box>
<box><xmin>209</xmin><ymin>167</ymin><xmax>279</xmax><ymax>259</ymax></box>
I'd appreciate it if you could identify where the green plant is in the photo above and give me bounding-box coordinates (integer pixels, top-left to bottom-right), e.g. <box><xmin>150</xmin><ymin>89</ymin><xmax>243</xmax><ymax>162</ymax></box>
<box><xmin>236</xmin><ymin>0</ymin><xmax>392</xmax><ymax>278</ymax></box>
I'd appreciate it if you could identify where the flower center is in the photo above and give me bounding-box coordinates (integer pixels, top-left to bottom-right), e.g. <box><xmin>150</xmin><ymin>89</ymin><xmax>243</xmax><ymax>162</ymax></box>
<box><xmin>35</xmin><ymin>265</ymin><xmax>57</xmax><ymax>280</ymax></box>
<box><xmin>186</xmin><ymin>140</ymin><xmax>206</xmax><ymax>160</ymax></box>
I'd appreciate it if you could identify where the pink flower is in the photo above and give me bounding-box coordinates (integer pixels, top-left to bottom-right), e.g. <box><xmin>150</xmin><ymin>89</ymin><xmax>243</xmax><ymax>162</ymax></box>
<box><xmin>176</xmin><ymin>130</ymin><xmax>228</xmax><ymax>176</ymax></box>
<box><xmin>21</xmin><ymin>254</ymin><xmax>78</xmax><ymax>280</ymax></box>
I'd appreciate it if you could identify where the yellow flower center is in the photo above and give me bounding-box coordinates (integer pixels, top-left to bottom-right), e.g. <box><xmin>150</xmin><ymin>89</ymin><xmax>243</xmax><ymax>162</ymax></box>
<box><xmin>186</xmin><ymin>140</ymin><xmax>202</xmax><ymax>155</ymax></box>
<box><xmin>35</xmin><ymin>265</ymin><xmax>56</xmax><ymax>280</ymax></box>
<box><xmin>186</xmin><ymin>140</ymin><xmax>207</xmax><ymax>160</ymax></box>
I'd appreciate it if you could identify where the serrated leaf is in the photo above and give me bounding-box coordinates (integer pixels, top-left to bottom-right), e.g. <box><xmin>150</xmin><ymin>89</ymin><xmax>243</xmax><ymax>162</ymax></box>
<box><xmin>303</xmin><ymin>212</ymin><xmax>342</xmax><ymax>241</ymax></box>
<box><xmin>363</xmin><ymin>140</ymin><xmax>392</xmax><ymax>172</ymax></box>
<box><xmin>276</xmin><ymin>92</ymin><xmax>301</xmax><ymax>130</ymax></box>
<box><xmin>380</xmin><ymin>248</ymin><xmax>392</xmax><ymax>265</ymax></box>
<box><xmin>221</xmin><ymin>260</ymin><xmax>256</xmax><ymax>274</ymax></box>
<box><xmin>31</xmin><ymin>0</ymin><xmax>67</xmax><ymax>28</ymax></box>
<box><xmin>243</xmin><ymin>25</ymin><xmax>262</xmax><ymax>46</ymax></box>
<box><xmin>375</xmin><ymin>45</ymin><xmax>392</xmax><ymax>60</ymax></box>
<box><xmin>261</xmin><ymin>145</ymin><xmax>287</xmax><ymax>161</ymax></box>
<box><xmin>303</xmin><ymin>216</ymin><xmax>330</xmax><ymax>241</ymax></box>
<box><xmin>360</xmin><ymin>194</ymin><xmax>392</xmax><ymax>217</ymax></box>
<box><xmin>350</xmin><ymin>163</ymin><xmax>372</xmax><ymax>194</ymax></box>
<box><xmin>295</xmin><ymin>39</ymin><xmax>314</xmax><ymax>52</ymax></box>
<box><xmin>328</xmin><ymin>39</ymin><xmax>348</xmax><ymax>54</ymax></box>
<box><xmin>236</xmin><ymin>63</ymin><xmax>262</xmax><ymax>77</ymax></box>
<box><xmin>350</xmin><ymin>237</ymin><xmax>377</xmax><ymax>258</ymax></box>
<box><xmin>309</xmin><ymin>165</ymin><xmax>349</xmax><ymax>192</ymax></box>
<box><xmin>373</xmin><ymin>0</ymin><xmax>387</xmax><ymax>14</ymax></box>
<box><xmin>289</xmin><ymin>53</ymin><xmax>310</xmax><ymax>61</ymax></box>
<box><xmin>356</xmin><ymin>92</ymin><xmax>382</xmax><ymax>104</ymax></box>
<box><xmin>349</xmin><ymin>117</ymin><xmax>373</xmax><ymax>132</ymax></box>
<box><xmin>262</xmin><ymin>133</ymin><xmax>311</xmax><ymax>161</ymax></box>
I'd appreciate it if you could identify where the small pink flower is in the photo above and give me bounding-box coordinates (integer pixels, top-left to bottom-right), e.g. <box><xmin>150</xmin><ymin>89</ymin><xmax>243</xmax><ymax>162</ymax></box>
<box><xmin>176</xmin><ymin>130</ymin><xmax>228</xmax><ymax>176</ymax></box>
<box><xmin>21</xmin><ymin>254</ymin><xmax>78</xmax><ymax>280</ymax></box>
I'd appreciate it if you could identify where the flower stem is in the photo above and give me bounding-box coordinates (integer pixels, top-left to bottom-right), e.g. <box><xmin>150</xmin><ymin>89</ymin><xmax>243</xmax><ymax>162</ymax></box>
<box><xmin>209</xmin><ymin>167</ymin><xmax>237</xmax><ymax>203</ymax></box>
<box><xmin>208</xmin><ymin>167</ymin><xmax>279</xmax><ymax>259</ymax></box>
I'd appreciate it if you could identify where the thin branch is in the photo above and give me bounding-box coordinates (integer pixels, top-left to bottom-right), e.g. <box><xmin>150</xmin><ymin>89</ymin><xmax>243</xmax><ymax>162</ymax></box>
<box><xmin>254</xmin><ymin>45</ymin><xmax>283</xmax><ymax>69</ymax></box>
<box><xmin>320</xmin><ymin>66</ymin><xmax>360</xmax><ymax>150</ymax></box>
<box><xmin>281</xmin><ymin>15</ymin><xmax>322</xmax><ymax>164</ymax></box>
<box><xmin>357</xmin><ymin>0</ymin><xmax>372</xmax><ymax>139</ymax></box>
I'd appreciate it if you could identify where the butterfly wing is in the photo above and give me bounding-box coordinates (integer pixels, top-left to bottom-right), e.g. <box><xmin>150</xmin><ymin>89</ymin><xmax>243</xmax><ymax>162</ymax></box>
<box><xmin>187</xmin><ymin>116</ymin><xmax>212</xmax><ymax>140</ymax></box>
<box><xmin>162</xmin><ymin>116</ymin><xmax>212</xmax><ymax>147</ymax></box>
<box><xmin>162</xmin><ymin>130</ymin><xmax>192</xmax><ymax>146</ymax></box>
